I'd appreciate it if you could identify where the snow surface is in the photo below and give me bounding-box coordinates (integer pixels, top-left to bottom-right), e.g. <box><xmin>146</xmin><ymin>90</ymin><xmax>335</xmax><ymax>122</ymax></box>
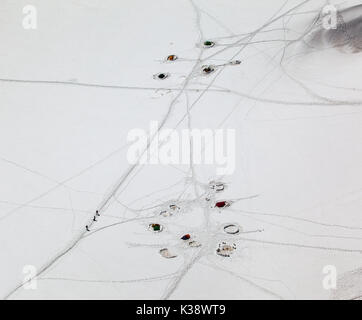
<box><xmin>1</xmin><ymin>0</ymin><xmax>362</xmax><ymax>299</ymax></box>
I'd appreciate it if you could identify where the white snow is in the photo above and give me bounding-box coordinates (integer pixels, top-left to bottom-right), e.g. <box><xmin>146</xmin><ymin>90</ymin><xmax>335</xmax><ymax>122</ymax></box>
<box><xmin>1</xmin><ymin>0</ymin><xmax>362</xmax><ymax>300</ymax></box>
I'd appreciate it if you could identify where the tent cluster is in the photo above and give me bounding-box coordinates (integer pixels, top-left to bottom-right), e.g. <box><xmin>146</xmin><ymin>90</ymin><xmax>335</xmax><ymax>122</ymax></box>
<box><xmin>157</xmin><ymin>233</ymin><xmax>202</xmax><ymax>259</ymax></box>
<box><xmin>207</xmin><ymin>181</ymin><xmax>232</xmax><ymax>209</ymax></box>
<box><xmin>206</xmin><ymin>182</ymin><xmax>241</xmax><ymax>257</ymax></box>
<box><xmin>152</xmin><ymin>54</ymin><xmax>178</xmax><ymax>81</ymax></box>
<box><xmin>154</xmin><ymin>41</ymin><xmax>220</xmax><ymax>81</ymax></box>
<box><xmin>147</xmin><ymin>202</ymin><xmax>202</xmax><ymax>259</ymax></box>
<box><xmin>181</xmin><ymin>233</ymin><xmax>201</xmax><ymax>248</ymax></box>
<box><xmin>146</xmin><ymin>180</ymin><xmax>243</xmax><ymax>260</ymax></box>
